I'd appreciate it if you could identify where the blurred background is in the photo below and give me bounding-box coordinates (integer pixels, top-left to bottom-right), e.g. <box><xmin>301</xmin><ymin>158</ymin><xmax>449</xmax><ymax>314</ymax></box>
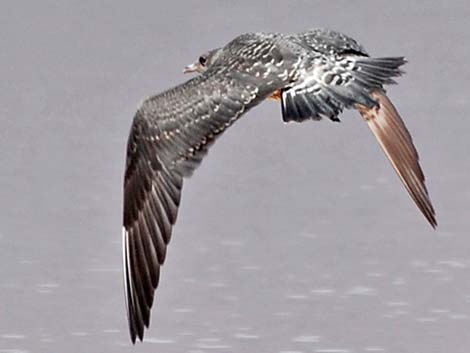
<box><xmin>1</xmin><ymin>1</ymin><xmax>469</xmax><ymax>352</ymax></box>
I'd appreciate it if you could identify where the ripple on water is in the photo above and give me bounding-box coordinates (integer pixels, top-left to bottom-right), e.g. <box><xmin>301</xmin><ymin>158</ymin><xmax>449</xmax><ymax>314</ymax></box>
<box><xmin>423</xmin><ymin>268</ymin><xmax>445</xmax><ymax>274</ymax></box>
<box><xmin>449</xmin><ymin>313</ymin><xmax>469</xmax><ymax>320</ymax></box>
<box><xmin>273</xmin><ymin>312</ymin><xmax>292</xmax><ymax>317</ymax></box>
<box><xmin>310</xmin><ymin>288</ymin><xmax>335</xmax><ymax>296</ymax></box>
<box><xmin>360</xmin><ymin>184</ymin><xmax>375</xmax><ymax>191</ymax></box>
<box><xmin>145</xmin><ymin>337</ymin><xmax>175</xmax><ymax>344</ymax></box>
<box><xmin>71</xmin><ymin>332</ymin><xmax>89</xmax><ymax>337</ymax></box>
<box><xmin>286</xmin><ymin>294</ymin><xmax>308</xmax><ymax>300</ymax></box>
<box><xmin>36</xmin><ymin>283</ymin><xmax>60</xmax><ymax>294</ymax></box>
<box><xmin>385</xmin><ymin>309</ymin><xmax>409</xmax><ymax>317</ymax></box>
<box><xmin>415</xmin><ymin>317</ymin><xmax>438</xmax><ymax>322</ymax></box>
<box><xmin>220</xmin><ymin>240</ymin><xmax>245</xmax><ymax>247</ymax></box>
<box><xmin>178</xmin><ymin>332</ymin><xmax>194</xmax><ymax>337</ymax></box>
<box><xmin>292</xmin><ymin>335</ymin><xmax>320</xmax><ymax>343</ymax></box>
<box><xmin>376</xmin><ymin>176</ymin><xmax>389</xmax><ymax>184</ymax></box>
<box><xmin>365</xmin><ymin>347</ymin><xmax>385</xmax><ymax>352</ymax></box>
<box><xmin>197</xmin><ymin>338</ymin><xmax>220</xmax><ymax>344</ymax></box>
<box><xmin>410</xmin><ymin>260</ymin><xmax>428</xmax><ymax>268</ymax></box>
<box><xmin>221</xmin><ymin>295</ymin><xmax>239</xmax><ymax>302</ymax></box>
<box><xmin>366</xmin><ymin>272</ymin><xmax>384</xmax><ymax>278</ymax></box>
<box><xmin>174</xmin><ymin>307</ymin><xmax>193</xmax><ymax>313</ymax></box>
<box><xmin>1</xmin><ymin>334</ymin><xmax>26</xmax><ymax>340</ymax></box>
<box><xmin>235</xmin><ymin>327</ymin><xmax>252</xmax><ymax>331</ymax></box>
<box><xmin>438</xmin><ymin>260</ymin><xmax>469</xmax><ymax>269</ymax></box>
<box><xmin>345</xmin><ymin>286</ymin><xmax>377</xmax><ymax>296</ymax></box>
<box><xmin>299</xmin><ymin>232</ymin><xmax>317</xmax><ymax>240</ymax></box>
<box><xmin>86</xmin><ymin>267</ymin><xmax>120</xmax><ymax>272</ymax></box>
<box><xmin>239</xmin><ymin>265</ymin><xmax>260</xmax><ymax>271</ymax></box>
<box><xmin>208</xmin><ymin>282</ymin><xmax>227</xmax><ymax>288</ymax></box>
<box><xmin>233</xmin><ymin>333</ymin><xmax>259</xmax><ymax>339</ymax></box>
<box><xmin>392</xmin><ymin>277</ymin><xmax>407</xmax><ymax>286</ymax></box>
<box><xmin>385</xmin><ymin>301</ymin><xmax>409</xmax><ymax>307</ymax></box>
<box><xmin>195</xmin><ymin>343</ymin><xmax>232</xmax><ymax>349</ymax></box>
<box><xmin>429</xmin><ymin>308</ymin><xmax>449</xmax><ymax>314</ymax></box>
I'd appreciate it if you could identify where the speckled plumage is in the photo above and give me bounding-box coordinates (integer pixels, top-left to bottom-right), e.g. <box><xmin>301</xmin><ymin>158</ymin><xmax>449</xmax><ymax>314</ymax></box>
<box><xmin>123</xmin><ymin>29</ymin><xmax>436</xmax><ymax>343</ymax></box>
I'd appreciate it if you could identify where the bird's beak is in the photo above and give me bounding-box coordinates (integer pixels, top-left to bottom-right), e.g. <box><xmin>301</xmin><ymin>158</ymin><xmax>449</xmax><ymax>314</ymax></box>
<box><xmin>183</xmin><ymin>62</ymin><xmax>199</xmax><ymax>74</ymax></box>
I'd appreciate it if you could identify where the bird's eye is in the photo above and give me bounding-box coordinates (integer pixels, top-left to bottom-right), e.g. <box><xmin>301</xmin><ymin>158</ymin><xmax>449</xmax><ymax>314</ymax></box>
<box><xmin>199</xmin><ymin>56</ymin><xmax>207</xmax><ymax>66</ymax></box>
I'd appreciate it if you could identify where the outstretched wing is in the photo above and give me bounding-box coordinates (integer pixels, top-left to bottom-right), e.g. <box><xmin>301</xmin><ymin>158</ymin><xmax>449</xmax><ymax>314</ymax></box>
<box><xmin>357</xmin><ymin>91</ymin><xmax>437</xmax><ymax>227</ymax></box>
<box><xmin>123</xmin><ymin>74</ymin><xmax>260</xmax><ymax>343</ymax></box>
<box><xmin>123</xmin><ymin>112</ymin><xmax>183</xmax><ymax>343</ymax></box>
<box><xmin>123</xmin><ymin>34</ymin><xmax>299</xmax><ymax>343</ymax></box>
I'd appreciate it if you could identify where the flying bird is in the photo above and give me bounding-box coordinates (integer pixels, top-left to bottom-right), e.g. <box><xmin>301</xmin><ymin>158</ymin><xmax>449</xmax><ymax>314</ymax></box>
<box><xmin>122</xmin><ymin>29</ymin><xmax>436</xmax><ymax>342</ymax></box>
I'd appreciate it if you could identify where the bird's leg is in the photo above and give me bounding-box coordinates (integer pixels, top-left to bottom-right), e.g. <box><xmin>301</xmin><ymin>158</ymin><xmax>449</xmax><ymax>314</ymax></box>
<box><xmin>268</xmin><ymin>89</ymin><xmax>282</xmax><ymax>101</ymax></box>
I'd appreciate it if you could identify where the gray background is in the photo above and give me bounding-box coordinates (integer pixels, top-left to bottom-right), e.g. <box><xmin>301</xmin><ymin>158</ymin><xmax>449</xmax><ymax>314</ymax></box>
<box><xmin>1</xmin><ymin>1</ymin><xmax>469</xmax><ymax>352</ymax></box>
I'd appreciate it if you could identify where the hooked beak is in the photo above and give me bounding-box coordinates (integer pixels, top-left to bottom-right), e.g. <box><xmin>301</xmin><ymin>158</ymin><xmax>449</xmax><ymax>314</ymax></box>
<box><xmin>183</xmin><ymin>62</ymin><xmax>200</xmax><ymax>74</ymax></box>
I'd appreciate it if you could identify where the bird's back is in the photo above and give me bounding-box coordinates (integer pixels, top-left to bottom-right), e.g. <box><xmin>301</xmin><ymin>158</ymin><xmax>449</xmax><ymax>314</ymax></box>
<box><xmin>293</xmin><ymin>28</ymin><xmax>368</xmax><ymax>56</ymax></box>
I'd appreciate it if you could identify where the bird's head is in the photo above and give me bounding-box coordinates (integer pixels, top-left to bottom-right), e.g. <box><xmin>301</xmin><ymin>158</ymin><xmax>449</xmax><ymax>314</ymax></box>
<box><xmin>183</xmin><ymin>48</ymin><xmax>222</xmax><ymax>74</ymax></box>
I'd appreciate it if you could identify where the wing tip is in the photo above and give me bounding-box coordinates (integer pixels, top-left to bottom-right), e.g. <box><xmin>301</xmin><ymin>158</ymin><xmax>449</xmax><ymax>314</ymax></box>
<box><xmin>427</xmin><ymin>211</ymin><xmax>438</xmax><ymax>230</ymax></box>
<box><xmin>359</xmin><ymin>91</ymin><xmax>438</xmax><ymax>230</ymax></box>
<box><xmin>123</xmin><ymin>225</ymin><xmax>148</xmax><ymax>344</ymax></box>
<box><xmin>130</xmin><ymin>328</ymin><xmax>137</xmax><ymax>344</ymax></box>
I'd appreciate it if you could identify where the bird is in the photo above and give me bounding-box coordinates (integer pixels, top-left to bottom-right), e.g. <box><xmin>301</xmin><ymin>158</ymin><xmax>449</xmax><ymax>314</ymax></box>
<box><xmin>122</xmin><ymin>28</ymin><xmax>437</xmax><ymax>343</ymax></box>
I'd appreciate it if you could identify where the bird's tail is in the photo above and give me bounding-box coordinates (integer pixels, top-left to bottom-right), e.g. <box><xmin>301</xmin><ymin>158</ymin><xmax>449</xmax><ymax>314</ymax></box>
<box><xmin>280</xmin><ymin>56</ymin><xmax>406</xmax><ymax>123</ymax></box>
